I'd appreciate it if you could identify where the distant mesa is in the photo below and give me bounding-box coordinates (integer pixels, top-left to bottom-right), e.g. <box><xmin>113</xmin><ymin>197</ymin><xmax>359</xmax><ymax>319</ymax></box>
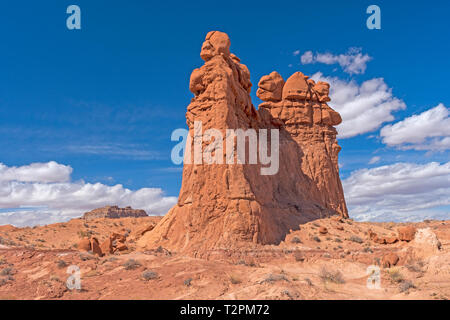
<box><xmin>82</xmin><ymin>205</ymin><xmax>148</xmax><ymax>220</ymax></box>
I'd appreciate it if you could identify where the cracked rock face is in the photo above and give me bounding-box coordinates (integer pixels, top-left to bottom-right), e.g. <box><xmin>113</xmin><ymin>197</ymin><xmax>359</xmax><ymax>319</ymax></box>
<box><xmin>138</xmin><ymin>31</ymin><xmax>348</xmax><ymax>256</ymax></box>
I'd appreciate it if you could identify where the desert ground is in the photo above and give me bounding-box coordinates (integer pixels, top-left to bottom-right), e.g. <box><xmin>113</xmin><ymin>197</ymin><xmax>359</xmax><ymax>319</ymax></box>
<box><xmin>0</xmin><ymin>217</ymin><xmax>448</xmax><ymax>300</ymax></box>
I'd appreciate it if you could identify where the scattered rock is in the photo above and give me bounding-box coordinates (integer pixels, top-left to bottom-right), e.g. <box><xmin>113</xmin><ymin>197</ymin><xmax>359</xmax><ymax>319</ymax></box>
<box><xmin>398</xmin><ymin>226</ymin><xmax>417</xmax><ymax>242</ymax></box>
<box><xmin>382</xmin><ymin>253</ymin><xmax>399</xmax><ymax>268</ymax></box>
<box><xmin>319</xmin><ymin>226</ymin><xmax>328</xmax><ymax>235</ymax></box>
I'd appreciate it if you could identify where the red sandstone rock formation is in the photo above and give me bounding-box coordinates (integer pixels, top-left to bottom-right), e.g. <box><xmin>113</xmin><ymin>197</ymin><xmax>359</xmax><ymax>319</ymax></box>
<box><xmin>138</xmin><ymin>31</ymin><xmax>348</xmax><ymax>255</ymax></box>
<box><xmin>258</xmin><ymin>72</ymin><xmax>347</xmax><ymax>216</ymax></box>
<box><xmin>82</xmin><ymin>206</ymin><xmax>147</xmax><ymax>220</ymax></box>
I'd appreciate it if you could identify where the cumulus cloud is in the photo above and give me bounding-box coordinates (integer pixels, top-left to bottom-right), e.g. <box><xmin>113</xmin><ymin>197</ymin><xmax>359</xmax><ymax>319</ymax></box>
<box><xmin>301</xmin><ymin>48</ymin><xmax>372</xmax><ymax>74</ymax></box>
<box><xmin>343</xmin><ymin>161</ymin><xmax>450</xmax><ymax>222</ymax></box>
<box><xmin>0</xmin><ymin>162</ymin><xmax>177</xmax><ymax>227</ymax></box>
<box><xmin>311</xmin><ymin>72</ymin><xmax>406</xmax><ymax>138</ymax></box>
<box><xmin>0</xmin><ymin>161</ymin><xmax>72</xmax><ymax>183</ymax></box>
<box><xmin>380</xmin><ymin>103</ymin><xmax>450</xmax><ymax>151</ymax></box>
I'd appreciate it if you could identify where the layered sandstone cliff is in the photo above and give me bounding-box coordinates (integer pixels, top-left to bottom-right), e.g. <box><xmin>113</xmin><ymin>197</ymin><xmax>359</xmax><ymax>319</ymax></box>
<box><xmin>138</xmin><ymin>31</ymin><xmax>347</xmax><ymax>255</ymax></box>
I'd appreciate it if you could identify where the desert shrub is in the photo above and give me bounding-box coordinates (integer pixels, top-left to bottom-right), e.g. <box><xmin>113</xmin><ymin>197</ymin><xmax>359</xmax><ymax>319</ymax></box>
<box><xmin>319</xmin><ymin>267</ymin><xmax>345</xmax><ymax>284</ymax></box>
<box><xmin>349</xmin><ymin>236</ymin><xmax>363</xmax><ymax>244</ymax></box>
<box><xmin>388</xmin><ymin>269</ymin><xmax>404</xmax><ymax>283</ymax></box>
<box><xmin>363</xmin><ymin>247</ymin><xmax>373</xmax><ymax>253</ymax></box>
<box><xmin>142</xmin><ymin>270</ymin><xmax>158</xmax><ymax>281</ymax></box>
<box><xmin>291</xmin><ymin>237</ymin><xmax>302</xmax><ymax>244</ymax></box>
<box><xmin>57</xmin><ymin>260</ymin><xmax>67</xmax><ymax>269</ymax></box>
<box><xmin>282</xmin><ymin>290</ymin><xmax>293</xmax><ymax>299</ymax></box>
<box><xmin>312</xmin><ymin>236</ymin><xmax>321</xmax><ymax>242</ymax></box>
<box><xmin>406</xmin><ymin>260</ymin><xmax>424</xmax><ymax>273</ymax></box>
<box><xmin>0</xmin><ymin>267</ymin><xmax>13</xmax><ymax>276</ymax></box>
<box><xmin>399</xmin><ymin>280</ymin><xmax>415</xmax><ymax>292</ymax></box>
<box><xmin>123</xmin><ymin>259</ymin><xmax>141</xmax><ymax>270</ymax></box>
<box><xmin>261</xmin><ymin>273</ymin><xmax>289</xmax><ymax>284</ymax></box>
<box><xmin>184</xmin><ymin>278</ymin><xmax>192</xmax><ymax>286</ymax></box>
<box><xmin>0</xmin><ymin>278</ymin><xmax>6</xmax><ymax>286</ymax></box>
<box><xmin>77</xmin><ymin>231</ymin><xmax>88</xmax><ymax>238</ymax></box>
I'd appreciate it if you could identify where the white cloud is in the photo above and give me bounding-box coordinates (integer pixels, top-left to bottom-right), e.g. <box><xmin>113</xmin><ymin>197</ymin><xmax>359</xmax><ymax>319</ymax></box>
<box><xmin>301</xmin><ymin>48</ymin><xmax>372</xmax><ymax>74</ymax></box>
<box><xmin>0</xmin><ymin>162</ymin><xmax>177</xmax><ymax>227</ymax></box>
<box><xmin>368</xmin><ymin>156</ymin><xmax>381</xmax><ymax>164</ymax></box>
<box><xmin>380</xmin><ymin>103</ymin><xmax>450</xmax><ymax>151</ymax></box>
<box><xmin>343</xmin><ymin>161</ymin><xmax>450</xmax><ymax>222</ymax></box>
<box><xmin>311</xmin><ymin>72</ymin><xmax>406</xmax><ymax>138</ymax></box>
<box><xmin>300</xmin><ymin>51</ymin><xmax>313</xmax><ymax>63</ymax></box>
<box><xmin>0</xmin><ymin>161</ymin><xmax>72</xmax><ymax>183</ymax></box>
<box><xmin>293</xmin><ymin>50</ymin><xmax>300</xmax><ymax>56</ymax></box>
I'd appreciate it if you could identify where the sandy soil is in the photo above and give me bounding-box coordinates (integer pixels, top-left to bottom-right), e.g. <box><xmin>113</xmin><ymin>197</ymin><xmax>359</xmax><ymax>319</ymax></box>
<box><xmin>0</xmin><ymin>217</ymin><xmax>449</xmax><ymax>300</ymax></box>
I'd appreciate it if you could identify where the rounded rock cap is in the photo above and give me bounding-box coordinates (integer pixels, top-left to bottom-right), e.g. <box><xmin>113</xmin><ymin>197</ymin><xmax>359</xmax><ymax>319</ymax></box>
<box><xmin>200</xmin><ymin>31</ymin><xmax>231</xmax><ymax>61</ymax></box>
<box><xmin>282</xmin><ymin>72</ymin><xmax>310</xmax><ymax>100</ymax></box>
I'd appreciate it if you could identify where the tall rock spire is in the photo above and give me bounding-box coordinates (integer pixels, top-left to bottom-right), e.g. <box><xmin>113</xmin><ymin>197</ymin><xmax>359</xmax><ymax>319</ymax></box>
<box><xmin>138</xmin><ymin>31</ymin><xmax>347</xmax><ymax>257</ymax></box>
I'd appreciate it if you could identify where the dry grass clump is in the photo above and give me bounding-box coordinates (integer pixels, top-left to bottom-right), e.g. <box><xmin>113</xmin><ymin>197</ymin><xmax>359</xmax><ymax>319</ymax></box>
<box><xmin>123</xmin><ymin>259</ymin><xmax>141</xmax><ymax>270</ymax></box>
<box><xmin>319</xmin><ymin>267</ymin><xmax>345</xmax><ymax>284</ymax></box>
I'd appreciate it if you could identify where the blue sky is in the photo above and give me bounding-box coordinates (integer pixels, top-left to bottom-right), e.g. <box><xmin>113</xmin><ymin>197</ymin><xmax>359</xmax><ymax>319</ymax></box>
<box><xmin>0</xmin><ymin>0</ymin><xmax>449</xmax><ymax>226</ymax></box>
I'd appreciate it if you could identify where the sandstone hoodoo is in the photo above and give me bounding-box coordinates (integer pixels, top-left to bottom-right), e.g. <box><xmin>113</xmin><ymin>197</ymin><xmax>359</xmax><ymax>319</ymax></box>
<box><xmin>138</xmin><ymin>31</ymin><xmax>348</xmax><ymax>255</ymax></box>
<box><xmin>82</xmin><ymin>206</ymin><xmax>148</xmax><ymax>220</ymax></box>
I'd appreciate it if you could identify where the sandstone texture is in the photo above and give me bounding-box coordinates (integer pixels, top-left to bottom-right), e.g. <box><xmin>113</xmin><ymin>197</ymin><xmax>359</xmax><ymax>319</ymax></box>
<box><xmin>83</xmin><ymin>206</ymin><xmax>147</xmax><ymax>221</ymax></box>
<box><xmin>138</xmin><ymin>31</ymin><xmax>348</xmax><ymax>255</ymax></box>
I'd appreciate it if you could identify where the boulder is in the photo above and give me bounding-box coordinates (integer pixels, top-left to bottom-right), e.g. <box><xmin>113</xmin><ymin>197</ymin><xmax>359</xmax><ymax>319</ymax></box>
<box><xmin>77</xmin><ymin>238</ymin><xmax>91</xmax><ymax>251</ymax></box>
<box><xmin>398</xmin><ymin>226</ymin><xmax>417</xmax><ymax>242</ymax></box>
<box><xmin>382</xmin><ymin>252</ymin><xmax>399</xmax><ymax>268</ymax></box>
<box><xmin>100</xmin><ymin>238</ymin><xmax>114</xmax><ymax>255</ymax></box>
<box><xmin>90</xmin><ymin>237</ymin><xmax>103</xmax><ymax>257</ymax></box>
<box><xmin>319</xmin><ymin>226</ymin><xmax>328</xmax><ymax>235</ymax></box>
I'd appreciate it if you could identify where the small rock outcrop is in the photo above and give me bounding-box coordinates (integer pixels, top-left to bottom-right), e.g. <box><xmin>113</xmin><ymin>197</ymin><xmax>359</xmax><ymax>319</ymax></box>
<box><xmin>382</xmin><ymin>252</ymin><xmax>399</xmax><ymax>268</ymax></box>
<box><xmin>398</xmin><ymin>226</ymin><xmax>417</xmax><ymax>242</ymax></box>
<box><xmin>82</xmin><ymin>206</ymin><xmax>147</xmax><ymax>221</ymax></box>
<box><xmin>77</xmin><ymin>237</ymin><xmax>103</xmax><ymax>256</ymax></box>
<box><xmin>138</xmin><ymin>31</ymin><xmax>348</xmax><ymax>255</ymax></box>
